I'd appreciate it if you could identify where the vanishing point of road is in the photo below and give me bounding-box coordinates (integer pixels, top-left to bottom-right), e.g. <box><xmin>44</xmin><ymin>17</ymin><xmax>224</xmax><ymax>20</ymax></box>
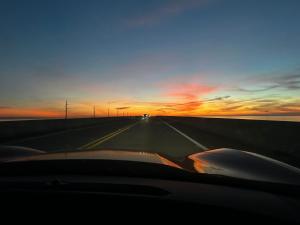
<box><xmin>6</xmin><ymin>117</ymin><xmax>254</xmax><ymax>161</ymax></box>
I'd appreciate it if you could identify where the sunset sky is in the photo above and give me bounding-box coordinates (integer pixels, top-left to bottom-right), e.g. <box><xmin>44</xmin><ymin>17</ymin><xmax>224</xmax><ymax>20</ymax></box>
<box><xmin>1</xmin><ymin>0</ymin><xmax>300</xmax><ymax>118</ymax></box>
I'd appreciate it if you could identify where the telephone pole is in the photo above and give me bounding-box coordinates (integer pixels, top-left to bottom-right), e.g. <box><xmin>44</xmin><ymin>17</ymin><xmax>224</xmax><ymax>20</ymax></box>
<box><xmin>65</xmin><ymin>100</ymin><xmax>68</xmax><ymax>119</ymax></box>
<box><xmin>107</xmin><ymin>102</ymin><xmax>110</xmax><ymax>117</ymax></box>
<box><xmin>93</xmin><ymin>105</ymin><xmax>96</xmax><ymax>119</ymax></box>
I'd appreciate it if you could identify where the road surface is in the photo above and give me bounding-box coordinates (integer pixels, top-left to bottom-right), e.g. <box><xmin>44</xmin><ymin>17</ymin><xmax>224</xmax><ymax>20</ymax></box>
<box><xmin>5</xmin><ymin>117</ymin><xmax>257</xmax><ymax>161</ymax></box>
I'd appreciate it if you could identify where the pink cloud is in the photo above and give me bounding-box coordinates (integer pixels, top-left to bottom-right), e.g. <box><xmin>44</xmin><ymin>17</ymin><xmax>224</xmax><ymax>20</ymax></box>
<box><xmin>164</xmin><ymin>82</ymin><xmax>217</xmax><ymax>100</ymax></box>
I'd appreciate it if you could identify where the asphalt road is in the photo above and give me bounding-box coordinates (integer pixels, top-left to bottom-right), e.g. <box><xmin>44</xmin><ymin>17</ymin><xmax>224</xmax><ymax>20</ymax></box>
<box><xmin>5</xmin><ymin>116</ymin><xmax>281</xmax><ymax>162</ymax></box>
<box><xmin>6</xmin><ymin>117</ymin><xmax>213</xmax><ymax>160</ymax></box>
<box><xmin>4</xmin><ymin>116</ymin><xmax>300</xmax><ymax>166</ymax></box>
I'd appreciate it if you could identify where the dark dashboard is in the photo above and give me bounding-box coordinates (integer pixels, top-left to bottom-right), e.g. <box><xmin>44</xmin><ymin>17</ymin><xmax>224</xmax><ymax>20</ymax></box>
<box><xmin>1</xmin><ymin>163</ymin><xmax>300</xmax><ymax>223</ymax></box>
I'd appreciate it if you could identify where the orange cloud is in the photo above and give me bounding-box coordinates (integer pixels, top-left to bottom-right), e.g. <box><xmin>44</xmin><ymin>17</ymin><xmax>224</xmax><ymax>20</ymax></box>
<box><xmin>0</xmin><ymin>107</ymin><xmax>62</xmax><ymax>118</ymax></box>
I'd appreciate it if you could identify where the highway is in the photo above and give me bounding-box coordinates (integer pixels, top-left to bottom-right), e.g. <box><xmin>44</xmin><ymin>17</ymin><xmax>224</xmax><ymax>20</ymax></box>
<box><xmin>6</xmin><ymin>117</ymin><xmax>254</xmax><ymax>161</ymax></box>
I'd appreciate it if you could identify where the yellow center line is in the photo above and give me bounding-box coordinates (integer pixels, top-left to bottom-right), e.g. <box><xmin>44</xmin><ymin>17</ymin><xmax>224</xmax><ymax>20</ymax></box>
<box><xmin>78</xmin><ymin>122</ymin><xmax>138</xmax><ymax>150</ymax></box>
<box><xmin>79</xmin><ymin>127</ymin><xmax>126</xmax><ymax>149</ymax></box>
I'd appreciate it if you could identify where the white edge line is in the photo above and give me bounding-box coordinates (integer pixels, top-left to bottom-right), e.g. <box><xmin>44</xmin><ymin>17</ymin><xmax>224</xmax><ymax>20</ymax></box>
<box><xmin>163</xmin><ymin>121</ymin><xmax>208</xmax><ymax>151</ymax></box>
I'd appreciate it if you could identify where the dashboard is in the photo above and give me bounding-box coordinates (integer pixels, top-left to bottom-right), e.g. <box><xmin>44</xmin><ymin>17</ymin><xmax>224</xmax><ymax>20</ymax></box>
<box><xmin>1</xmin><ymin>175</ymin><xmax>300</xmax><ymax>223</ymax></box>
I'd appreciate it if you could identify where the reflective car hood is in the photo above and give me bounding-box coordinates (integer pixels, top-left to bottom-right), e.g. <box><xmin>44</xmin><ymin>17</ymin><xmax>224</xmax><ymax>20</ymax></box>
<box><xmin>1</xmin><ymin>146</ymin><xmax>300</xmax><ymax>185</ymax></box>
<box><xmin>4</xmin><ymin>149</ymin><xmax>181</xmax><ymax>169</ymax></box>
<box><xmin>188</xmin><ymin>148</ymin><xmax>300</xmax><ymax>185</ymax></box>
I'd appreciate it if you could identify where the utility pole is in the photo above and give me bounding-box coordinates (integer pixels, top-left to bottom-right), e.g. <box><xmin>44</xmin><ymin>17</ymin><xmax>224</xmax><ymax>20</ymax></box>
<box><xmin>107</xmin><ymin>102</ymin><xmax>110</xmax><ymax>117</ymax></box>
<box><xmin>65</xmin><ymin>99</ymin><xmax>68</xmax><ymax>119</ymax></box>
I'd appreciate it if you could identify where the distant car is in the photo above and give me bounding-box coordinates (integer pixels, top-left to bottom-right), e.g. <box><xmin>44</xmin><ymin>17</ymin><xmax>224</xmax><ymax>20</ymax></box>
<box><xmin>0</xmin><ymin>146</ymin><xmax>300</xmax><ymax>223</ymax></box>
<box><xmin>142</xmin><ymin>114</ymin><xmax>149</xmax><ymax>119</ymax></box>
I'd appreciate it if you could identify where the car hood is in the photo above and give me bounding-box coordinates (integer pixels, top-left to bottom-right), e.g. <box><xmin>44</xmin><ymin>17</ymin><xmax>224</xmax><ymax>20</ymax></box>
<box><xmin>188</xmin><ymin>148</ymin><xmax>300</xmax><ymax>185</ymax></box>
<box><xmin>4</xmin><ymin>149</ymin><xmax>181</xmax><ymax>169</ymax></box>
<box><xmin>1</xmin><ymin>146</ymin><xmax>300</xmax><ymax>185</ymax></box>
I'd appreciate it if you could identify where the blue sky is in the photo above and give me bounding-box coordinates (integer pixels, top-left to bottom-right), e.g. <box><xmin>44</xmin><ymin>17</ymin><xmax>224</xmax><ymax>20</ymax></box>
<box><xmin>1</xmin><ymin>0</ymin><xmax>300</xmax><ymax>117</ymax></box>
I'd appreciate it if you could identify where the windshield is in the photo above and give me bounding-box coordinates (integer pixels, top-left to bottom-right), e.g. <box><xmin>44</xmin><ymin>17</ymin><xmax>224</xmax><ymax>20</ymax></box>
<box><xmin>0</xmin><ymin>0</ymin><xmax>300</xmax><ymax>180</ymax></box>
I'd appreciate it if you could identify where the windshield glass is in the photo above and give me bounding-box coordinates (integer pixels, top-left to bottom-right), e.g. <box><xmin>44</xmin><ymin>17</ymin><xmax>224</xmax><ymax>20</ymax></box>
<box><xmin>0</xmin><ymin>0</ymin><xmax>300</xmax><ymax>179</ymax></box>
